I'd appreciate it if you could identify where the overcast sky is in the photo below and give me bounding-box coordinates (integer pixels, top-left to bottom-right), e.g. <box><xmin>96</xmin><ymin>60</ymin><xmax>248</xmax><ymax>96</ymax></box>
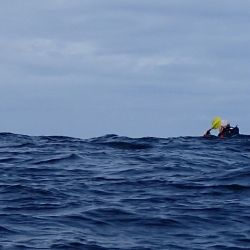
<box><xmin>0</xmin><ymin>0</ymin><xmax>249</xmax><ymax>138</ymax></box>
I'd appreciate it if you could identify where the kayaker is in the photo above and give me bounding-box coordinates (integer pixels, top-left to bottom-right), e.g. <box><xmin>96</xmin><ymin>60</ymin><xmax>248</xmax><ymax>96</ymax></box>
<box><xmin>217</xmin><ymin>121</ymin><xmax>239</xmax><ymax>138</ymax></box>
<box><xmin>204</xmin><ymin>118</ymin><xmax>239</xmax><ymax>138</ymax></box>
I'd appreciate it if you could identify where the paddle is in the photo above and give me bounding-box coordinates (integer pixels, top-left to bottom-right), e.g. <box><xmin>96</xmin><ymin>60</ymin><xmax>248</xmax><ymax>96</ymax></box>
<box><xmin>204</xmin><ymin>116</ymin><xmax>222</xmax><ymax>136</ymax></box>
<box><xmin>211</xmin><ymin>116</ymin><xmax>222</xmax><ymax>130</ymax></box>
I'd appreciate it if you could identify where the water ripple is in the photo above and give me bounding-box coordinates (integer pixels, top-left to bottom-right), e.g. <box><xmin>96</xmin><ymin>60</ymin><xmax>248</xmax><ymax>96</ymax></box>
<box><xmin>0</xmin><ymin>133</ymin><xmax>250</xmax><ymax>249</ymax></box>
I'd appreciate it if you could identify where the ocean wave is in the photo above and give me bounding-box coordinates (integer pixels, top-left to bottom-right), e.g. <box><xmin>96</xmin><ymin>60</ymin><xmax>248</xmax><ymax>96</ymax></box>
<box><xmin>0</xmin><ymin>133</ymin><xmax>250</xmax><ymax>249</ymax></box>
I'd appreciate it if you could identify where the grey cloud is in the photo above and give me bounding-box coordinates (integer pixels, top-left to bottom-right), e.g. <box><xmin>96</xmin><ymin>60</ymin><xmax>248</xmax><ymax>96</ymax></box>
<box><xmin>0</xmin><ymin>0</ymin><xmax>249</xmax><ymax>137</ymax></box>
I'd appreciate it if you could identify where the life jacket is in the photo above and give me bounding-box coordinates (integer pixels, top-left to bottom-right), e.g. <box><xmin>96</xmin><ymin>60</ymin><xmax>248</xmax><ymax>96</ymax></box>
<box><xmin>218</xmin><ymin>125</ymin><xmax>239</xmax><ymax>138</ymax></box>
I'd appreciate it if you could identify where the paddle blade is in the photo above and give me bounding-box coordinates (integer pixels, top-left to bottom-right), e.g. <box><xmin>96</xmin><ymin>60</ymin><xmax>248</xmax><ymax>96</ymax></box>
<box><xmin>211</xmin><ymin>116</ymin><xmax>222</xmax><ymax>129</ymax></box>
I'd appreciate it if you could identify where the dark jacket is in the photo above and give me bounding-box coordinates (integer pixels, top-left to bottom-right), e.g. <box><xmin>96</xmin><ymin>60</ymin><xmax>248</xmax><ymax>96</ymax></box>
<box><xmin>218</xmin><ymin>125</ymin><xmax>239</xmax><ymax>138</ymax></box>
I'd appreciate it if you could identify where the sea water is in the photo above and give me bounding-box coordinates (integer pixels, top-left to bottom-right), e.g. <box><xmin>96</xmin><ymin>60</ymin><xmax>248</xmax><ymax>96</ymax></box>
<box><xmin>1</xmin><ymin>133</ymin><xmax>250</xmax><ymax>250</ymax></box>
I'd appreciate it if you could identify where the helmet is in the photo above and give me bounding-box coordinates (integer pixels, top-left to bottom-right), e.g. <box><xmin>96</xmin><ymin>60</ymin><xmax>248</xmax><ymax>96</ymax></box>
<box><xmin>221</xmin><ymin>120</ymin><xmax>229</xmax><ymax>127</ymax></box>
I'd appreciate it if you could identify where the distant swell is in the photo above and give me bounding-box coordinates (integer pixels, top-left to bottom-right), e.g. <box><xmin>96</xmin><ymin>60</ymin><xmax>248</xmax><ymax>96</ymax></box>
<box><xmin>97</xmin><ymin>141</ymin><xmax>152</xmax><ymax>150</ymax></box>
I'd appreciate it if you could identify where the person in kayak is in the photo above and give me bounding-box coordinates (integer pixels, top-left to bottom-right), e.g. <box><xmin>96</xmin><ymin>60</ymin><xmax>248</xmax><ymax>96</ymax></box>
<box><xmin>204</xmin><ymin>119</ymin><xmax>239</xmax><ymax>138</ymax></box>
<box><xmin>218</xmin><ymin>122</ymin><xmax>239</xmax><ymax>138</ymax></box>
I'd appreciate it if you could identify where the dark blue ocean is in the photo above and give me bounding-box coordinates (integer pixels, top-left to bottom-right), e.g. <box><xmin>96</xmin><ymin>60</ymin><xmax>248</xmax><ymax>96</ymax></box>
<box><xmin>1</xmin><ymin>133</ymin><xmax>250</xmax><ymax>250</ymax></box>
